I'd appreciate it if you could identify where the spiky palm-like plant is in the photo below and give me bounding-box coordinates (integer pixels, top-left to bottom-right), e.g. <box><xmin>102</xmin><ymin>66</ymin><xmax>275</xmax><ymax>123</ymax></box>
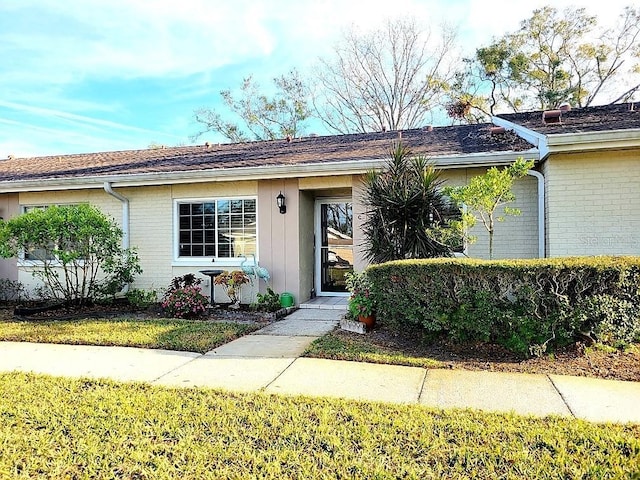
<box><xmin>362</xmin><ymin>142</ymin><xmax>461</xmax><ymax>263</ymax></box>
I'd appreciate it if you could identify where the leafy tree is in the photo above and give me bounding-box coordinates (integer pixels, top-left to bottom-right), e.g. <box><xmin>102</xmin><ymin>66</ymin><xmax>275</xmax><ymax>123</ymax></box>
<box><xmin>445</xmin><ymin>158</ymin><xmax>534</xmax><ymax>259</ymax></box>
<box><xmin>362</xmin><ymin>143</ymin><xmax>461</xmax><ymax>263</ymax></box>
<box><xmin>313</xmin><ymin>17</ymin><xmax>458</xmax><ymax>134</ymax></box>
<box><xmin>192</xmin><ymin>69</ymin><xmax>311</xmax><ymax>143</ymax></box>
<box><xmin>0</xmin><ymin>204</ymin><xmax>141</xmax><ymax>306</ymax></box>
<box><xmin>447</xmin><ymin>5</ymin><xmax>640</xmax><ymax>119</ymax></box>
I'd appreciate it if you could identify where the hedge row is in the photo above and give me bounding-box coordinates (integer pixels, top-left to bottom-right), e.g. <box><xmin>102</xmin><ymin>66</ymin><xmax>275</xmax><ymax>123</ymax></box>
<box><xmin>366</xmin><ymin>257</ymin><xmax>640</xmax><ymax>356</ymax></box>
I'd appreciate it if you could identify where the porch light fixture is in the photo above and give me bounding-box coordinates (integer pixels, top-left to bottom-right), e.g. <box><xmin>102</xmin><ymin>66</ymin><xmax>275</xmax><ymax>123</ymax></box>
<box><xmin>276</xmin><ymin>191</ymin><xmax>286</xmax><ymax>214</ymax></box>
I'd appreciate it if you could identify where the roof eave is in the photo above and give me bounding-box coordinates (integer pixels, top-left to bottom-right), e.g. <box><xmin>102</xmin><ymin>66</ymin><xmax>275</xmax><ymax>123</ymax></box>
<box><xmin>544</xmin><ymin>128</ymin><xmax>640</xmax><ymax>153</ymax></box>
<box><xmin>0</xmin><ymin>150</ymin><xmax>538</xmax><ymax>193</ymax></box>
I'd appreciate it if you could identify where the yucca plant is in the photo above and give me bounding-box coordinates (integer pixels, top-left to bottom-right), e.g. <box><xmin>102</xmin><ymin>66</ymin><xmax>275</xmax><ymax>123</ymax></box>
<box><xmin>362</xmin><ymin>142</ymin><xmax>462</xmax><ymax>263</ymax></box>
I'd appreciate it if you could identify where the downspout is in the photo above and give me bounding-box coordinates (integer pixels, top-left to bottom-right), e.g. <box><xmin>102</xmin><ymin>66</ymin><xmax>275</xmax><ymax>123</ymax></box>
<box><xmin>526</xmin><ymin>170</ymin><xmax>545</xmax><ymax>258</ymax></box>
<box><xmin>103</xmin><ymin>182</ymin><xmax>130</xmax><ymax>292</ymax></box>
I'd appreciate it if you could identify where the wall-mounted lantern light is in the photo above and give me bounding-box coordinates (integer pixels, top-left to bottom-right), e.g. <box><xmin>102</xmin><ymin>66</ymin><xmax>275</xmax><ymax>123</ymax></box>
<box><xmin>276</xmin><ymin>191</ymin><xmax>286</xmax><ymax>214</ymax></box>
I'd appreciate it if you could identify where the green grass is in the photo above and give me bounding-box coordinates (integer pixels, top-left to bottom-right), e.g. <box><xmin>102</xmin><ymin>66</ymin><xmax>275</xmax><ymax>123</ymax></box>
<box><xmin>0</xmin><ymin>372</ymin><xmax>638</xmax><ymax>479</ymax></box>
<box><xmin>304</xmin><ymin>331</ymin><xmax>444</xmax><ymax>369</ymax></box>
<box><xmin>0</xmin><ymin>318</ymin><xmax>259</xmax><ymax>354</ymax></box>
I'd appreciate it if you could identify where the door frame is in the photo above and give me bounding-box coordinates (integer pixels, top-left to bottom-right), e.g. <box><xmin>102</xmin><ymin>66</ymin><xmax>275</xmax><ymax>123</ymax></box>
<box><xmin>314</xmin><ymin>197</ymin><xmax>352</xmax><ymax>297</ymax></box>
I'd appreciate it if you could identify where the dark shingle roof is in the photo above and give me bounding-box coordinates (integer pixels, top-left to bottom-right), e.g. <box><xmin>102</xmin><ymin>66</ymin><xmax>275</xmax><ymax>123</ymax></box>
<box><xmin>496</xmin><ymin>102</ymin><xmax>640</xmax><ymax>134</ymax></box>
<box><xmin>0</xmin><ymin>123</ymin><xmax>532</xmax><ymax>182</ymax></box>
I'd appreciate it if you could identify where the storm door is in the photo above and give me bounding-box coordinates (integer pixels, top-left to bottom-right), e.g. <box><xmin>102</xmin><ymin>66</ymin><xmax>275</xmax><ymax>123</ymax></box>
<box><xmin>315</xmin><ymin>199</ymin><xmax>353</xmax><ymax>295</ymax></box>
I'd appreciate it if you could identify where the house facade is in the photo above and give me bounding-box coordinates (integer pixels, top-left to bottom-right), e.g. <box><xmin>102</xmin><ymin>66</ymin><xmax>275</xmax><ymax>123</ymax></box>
<box><xmin>0</xmin><ymin>103</ymin><xmax>638</xmax><ymax>304</ymax></box>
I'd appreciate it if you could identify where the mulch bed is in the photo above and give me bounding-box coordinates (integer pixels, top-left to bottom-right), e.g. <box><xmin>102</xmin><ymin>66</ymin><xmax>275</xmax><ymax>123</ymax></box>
<box><xmin>348</xmin><ymin>327</ymin><xmax>640</xmax><ymax>382</ymax></box>
<box><xmin>2</xmin><ymin>302</ymin><xmax>277</xmax><ymax>324</ymax></box>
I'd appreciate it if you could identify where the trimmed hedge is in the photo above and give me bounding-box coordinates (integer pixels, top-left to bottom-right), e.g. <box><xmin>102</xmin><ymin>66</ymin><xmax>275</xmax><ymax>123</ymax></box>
<box><xmin>367</xmin><ymin>257</ymin><xmax>640</xmax><ymax>356</ymax></box>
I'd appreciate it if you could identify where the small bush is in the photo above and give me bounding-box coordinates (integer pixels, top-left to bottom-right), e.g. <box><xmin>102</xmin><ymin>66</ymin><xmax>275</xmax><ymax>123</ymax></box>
<box><xmin>254</xmin><ymin>288</ymin><xmax>281</xmax><ymax>312</ymax></box>
<box><xmin>0</xmin><ymin>278</ymin><xmax>28</xmax><ymax>303</ymax></box>
<box><xmin>345</xmin><ymin>271</ymin><xmax>375</xmax><ymax>319</ymax></box>
<box><xmin>125</xmin><ymin>288</ymin><xmax>158</xmax><ymax>310</ymax></box>
<box><xmin>368</xmin><ymin>257</ymin><xmax>640</xmax><ymax>356</ymax></box>
<box><xmin>161</xmin><ymin>275</ymin><xmax>208</xmax><ymax>319</ymax></box>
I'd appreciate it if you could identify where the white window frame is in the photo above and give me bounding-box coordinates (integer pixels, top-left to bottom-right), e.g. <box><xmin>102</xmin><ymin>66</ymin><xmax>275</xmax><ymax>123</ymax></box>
<box><xmin>172</xmin><ymin>196</ymin><xmax>259</xmax><ymax>267</ymax></box>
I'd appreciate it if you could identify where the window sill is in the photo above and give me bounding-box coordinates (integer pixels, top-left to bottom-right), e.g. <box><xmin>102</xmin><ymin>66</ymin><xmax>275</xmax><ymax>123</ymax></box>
<box><xmin>171</xmin><ymin>258</ymin><xmax>248</xmax><ymax>268</ymax></box>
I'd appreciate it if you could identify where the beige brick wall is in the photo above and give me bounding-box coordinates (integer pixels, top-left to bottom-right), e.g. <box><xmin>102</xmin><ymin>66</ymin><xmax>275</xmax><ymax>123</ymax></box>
<box><xmin>14</xmin><ymin>181</ymin><xmax>261</xmax><ymax>296</ymax></box>
<box><xmin>442</xmin><ymin>168</ymin><xmax>539</xmax><ymax>260</ymax></box>
<box><xmin>544</xmin><ymin>150</ymin><xmax>640</xmax><ymax>256</ymax></box>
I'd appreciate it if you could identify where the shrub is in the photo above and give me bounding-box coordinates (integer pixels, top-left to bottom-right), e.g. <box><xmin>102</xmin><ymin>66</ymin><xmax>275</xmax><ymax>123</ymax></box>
<box><xmin>0</xmin><ymin>204</ymin><xmax>141</xmax><ymax>306</ymax></box>
<box><xmin>161</xmin><ymin>274</ymin><xmax>208</xmax><ymax>319</ymax></box>
<box><xmin>125</xmin><ymin>288</ymin><xmax>158</xmax><ymax>310</ymax></box>
<box><xmin>0</xmin><ymin>279</ymin><xmax>28</xmax><ymax>303</ymax></box>
<box><xmin>361</xmin><ymin>142</ymin><xmax>462</xmax><ymax>262</ymax></box>
<box><xmin>254</xmin><ymin>288</ymin><xmax>281</xmax><ymax>312</ymax></box>
<box><xmin>367</xmin><ymin>257</ymin><xmax>640</xmax><ymax>356</ymax></box>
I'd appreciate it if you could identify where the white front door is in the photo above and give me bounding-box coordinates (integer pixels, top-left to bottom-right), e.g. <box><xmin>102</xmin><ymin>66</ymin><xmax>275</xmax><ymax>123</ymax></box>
<box><xmin>315</xmin><ymin>198</ymin><xmax>353</xmax><ymax>296</ymax></box>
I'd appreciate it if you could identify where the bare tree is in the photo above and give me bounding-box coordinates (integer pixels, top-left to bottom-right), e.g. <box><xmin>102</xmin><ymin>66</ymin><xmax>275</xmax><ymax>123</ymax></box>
<box><xmin>313</xmin><ymin>18</ymin><xmax>458</xmax><ymax>134</ymax></box>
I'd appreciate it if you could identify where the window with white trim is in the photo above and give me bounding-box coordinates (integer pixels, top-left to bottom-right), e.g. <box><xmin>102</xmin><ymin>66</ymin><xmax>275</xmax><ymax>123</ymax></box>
<box><xmin>177</xmin><ymin>198</ymin><xmax>257</xmax><ymax>259</ymax></box>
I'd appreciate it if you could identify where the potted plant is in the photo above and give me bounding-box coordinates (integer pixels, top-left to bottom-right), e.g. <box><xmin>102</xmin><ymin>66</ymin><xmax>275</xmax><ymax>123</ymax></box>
<box><xmin>346</xmin><ymin>271</ymin><xmax>375</xmax><ymax>329</ymax></box>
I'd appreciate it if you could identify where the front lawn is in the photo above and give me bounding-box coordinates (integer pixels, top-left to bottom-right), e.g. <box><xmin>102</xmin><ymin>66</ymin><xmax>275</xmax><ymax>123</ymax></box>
<box><xmin>1</xmin><ymin>372</ymin><xmax>638</xmax><ymax>479</ymax></box>
<box><xmin>0</xmin><ymin>318</ymin><xmax>259</xmax><ymax>354</ymax></box>
<box><xmin>304</xmin><ymin>331</ymin><xmax>444</xmax><ymax>369</ymax></box>
<box><xmin>305</xmin><ymin>329</ymin><xmax>640</xmax><ymax>382</ymax></box>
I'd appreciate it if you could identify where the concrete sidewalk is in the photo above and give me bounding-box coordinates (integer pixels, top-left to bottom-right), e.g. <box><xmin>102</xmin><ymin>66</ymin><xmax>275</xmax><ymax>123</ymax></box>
<box><xmin>1</xmin><ymin>308</ymin><xmax>639</xmax><ymax>424</ymax></box>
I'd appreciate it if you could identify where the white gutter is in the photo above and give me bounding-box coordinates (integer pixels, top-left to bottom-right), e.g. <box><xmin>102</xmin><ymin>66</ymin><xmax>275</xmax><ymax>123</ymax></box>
<box><xmin>0</xmin><ymin>151</ymin><xmax>537</xmax><ymax>193</ymax></box>
<box><xmin>103</xmin><ymin>182</ymin><xmax>130</xmax><ymax>250</ymax></box>
<box><xmin>527</xmin><ymin>170</ymin><xmax>545</xmax><ymax>258</ymax></box>
<box><xmin>103</xmin><ymin>182</ymin><xmax>130</xmax><ymax>294</ymax></box>
<box><xmin>492</xmin><ymin>116</ymin><xmax>550</xmax><ymax>159</ymax></box>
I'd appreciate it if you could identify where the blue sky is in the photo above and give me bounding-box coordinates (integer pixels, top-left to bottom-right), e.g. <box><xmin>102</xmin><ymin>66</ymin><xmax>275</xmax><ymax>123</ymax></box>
<box><xmin>0</xmin><ymin>0</ymin><xmax>633</xmax><ymax>158</ymax></box>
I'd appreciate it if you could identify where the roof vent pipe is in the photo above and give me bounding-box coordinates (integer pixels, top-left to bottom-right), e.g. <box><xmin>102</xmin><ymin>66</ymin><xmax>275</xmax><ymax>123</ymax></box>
<box><xmin>542</xmin><ymin>110</ymin><xmax>562</xmax><ymax>124</ymax></box>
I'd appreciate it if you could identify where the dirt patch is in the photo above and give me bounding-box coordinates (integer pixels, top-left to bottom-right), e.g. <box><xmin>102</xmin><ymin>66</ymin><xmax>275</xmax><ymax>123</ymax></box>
<box><xmin>337</xmin><ymin>327</ymin><xmax>640</xmax><ymax>382</ymax></box>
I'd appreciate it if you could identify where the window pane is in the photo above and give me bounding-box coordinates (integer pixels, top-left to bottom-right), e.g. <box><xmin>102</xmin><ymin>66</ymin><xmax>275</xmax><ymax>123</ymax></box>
<box><xmin>203</xmin><ymin>202</ymin><xmax>215</xmax><ymax>215</ymax></box>
<box><xmin>192</xmin><ymin>245</ymin><xmax>203</xmax><ymax>256</ymax></box>
<box><xmin>218</xmin><ymin>215</ymin><xmax>230</xmax><ymax>228</ymax></box>
<box><xmin>217</xmin><ymin>200</ymin><xmax>230</xmax><ymax>214</ymax></box>
<box><xmin>191</xmin><ymin>204</ymin><xmax>203</xmax><ymax>215</ymax></box>
<box><xmin>231</xmin><ymin>215</ymin><xmax>244</xmax><ymax>229</ymax></box>
<box><xmin>179</xmin><ymin>231</ymin><xmax>190</xmax><ymax>243</ymax></box>
<box><xmin>179</xmin><ymin>204</ymin><xmax>190</xmax><ymax>216</ymax></box>
<box><xmin>180</xmin><ymin>244</ymin><xmax>191</xmax><ymax>256</ymax></box>
<box><xmin>179</xmin><ymin>216</ymin><xmax>191</xmax><ymax>229</ymax></box>
<box><xmin>204</xmin><ymin>229</ymin><xmax>215</xmax><ymax>243</ymax></box>
<box><xmin>205</xmin><ymin>245</ymin><xmax>215</xmax><ymax>256</ymax></box>
<box><xmin>245</xmin><ymin>214</ymin><xmax>256</xmax><ymax>226</ymax></box>
<box><xmin>218</xmin><ymin>243</ymin><xmax>230</xmax><ymax>257</ymax></box>
<box><xmin>231</xmin><ymin>200</ymin><xmax>243</xmax><ymax>213</ymax></box>
<box><xmin>204</xmin><ymin>215</ymin><xmax>215</xmax><ymax>229</ymax></box>
<box><xmin>192</xmin><ymin>216</ymin><xmax>203</xmax><ymax>230</ymax></box>
<box><xmin>244</xmin><ymin>199</ymin><xmax>256</xmax><ymax>213</ymax></box>
<box><xmin>192</xmin><ymin>230</ymin><xmax>203</xmax><ymax>243</ymax></box>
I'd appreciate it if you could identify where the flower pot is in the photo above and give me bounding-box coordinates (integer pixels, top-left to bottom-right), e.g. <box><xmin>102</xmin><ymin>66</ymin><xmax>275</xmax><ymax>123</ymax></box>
<box><xmin>358</xmin><ymin>314</ymin><xmax>375</xmax><ymax>330</ymax></box>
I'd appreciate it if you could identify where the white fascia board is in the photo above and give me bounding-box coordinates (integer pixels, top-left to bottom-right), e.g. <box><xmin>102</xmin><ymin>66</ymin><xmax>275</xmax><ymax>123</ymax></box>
<box><xmin>544</xmin><ymin>128</ymin><xmax>640</xmax><ymax>152</ymax></box>
<box><xmin>491</xmin><ymin>116</ymin><xmax>550</xmax><ymax>159</ymax></box>
<box><xmin>0</xmin><ymin>150</ymin><xmax>539</xmax><ymax>193</ymax></box>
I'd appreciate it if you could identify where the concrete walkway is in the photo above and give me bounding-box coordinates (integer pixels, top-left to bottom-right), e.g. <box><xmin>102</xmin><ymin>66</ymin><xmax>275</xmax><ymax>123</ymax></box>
<box><xmin>1</xmin><ymin>308</ymin><xmax>639</xmax><ymax>424</ymax></box>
